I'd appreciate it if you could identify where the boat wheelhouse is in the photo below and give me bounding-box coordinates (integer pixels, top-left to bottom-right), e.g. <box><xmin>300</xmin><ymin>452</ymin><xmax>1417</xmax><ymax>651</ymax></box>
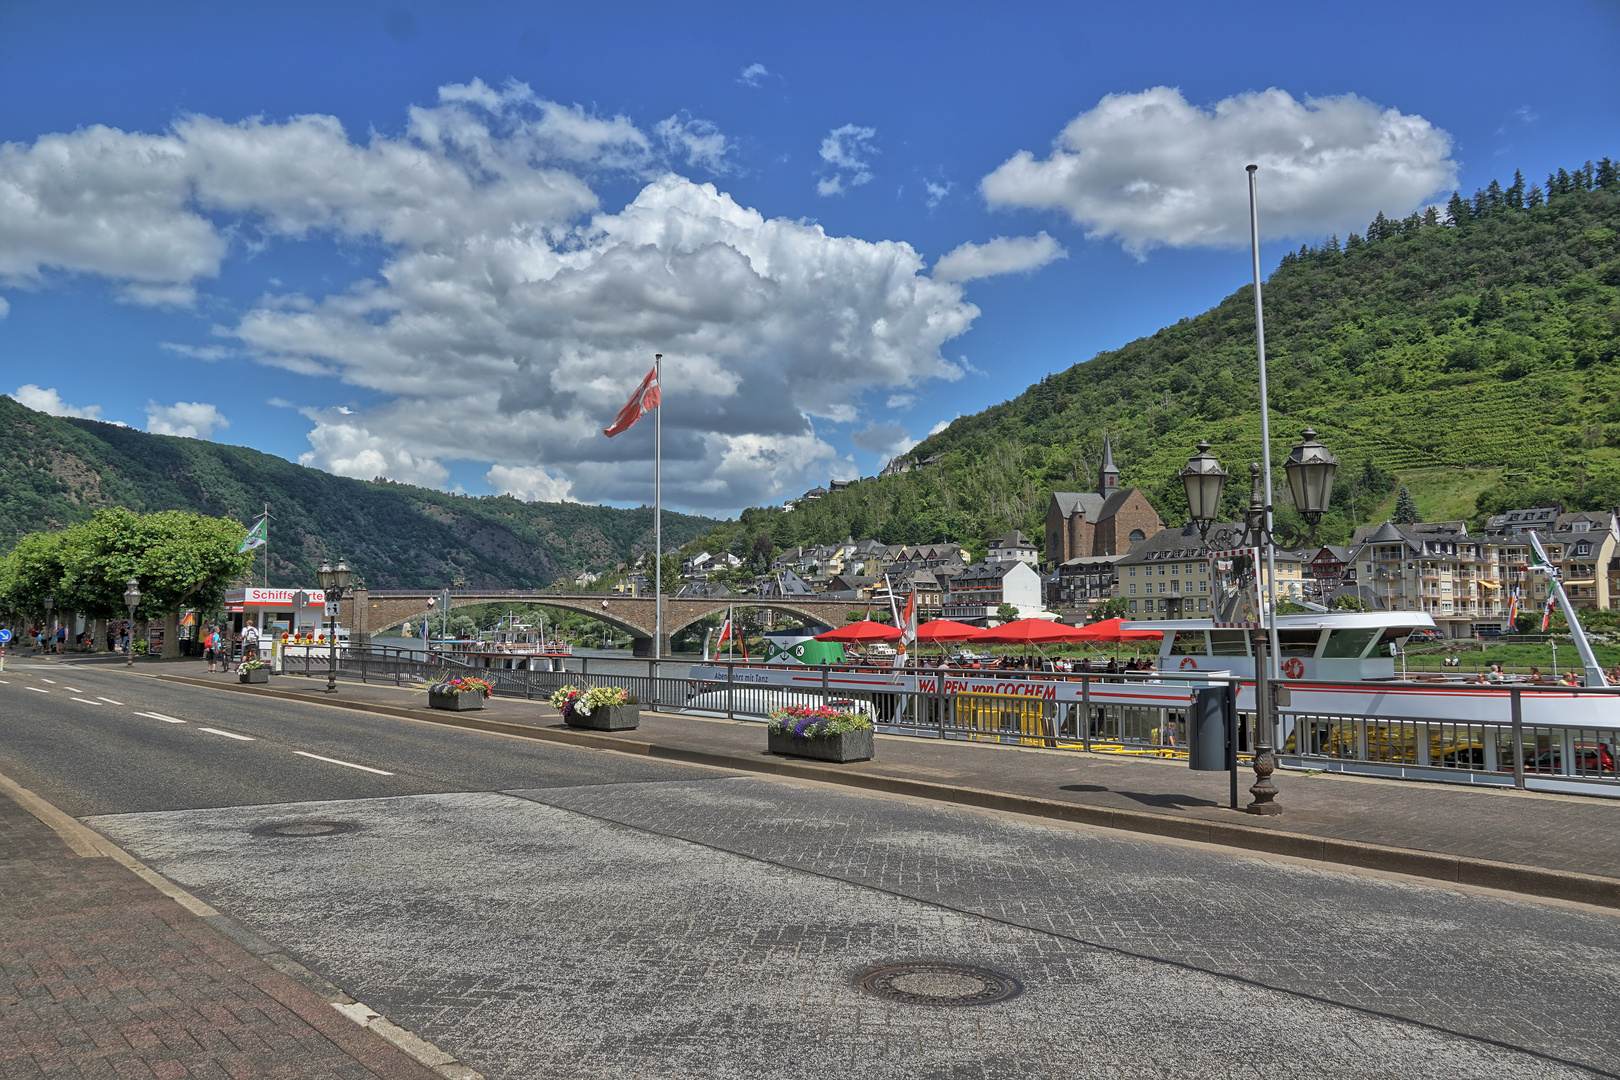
<box><xmin>431</xmin><ymin>613</ymin><xmax>573</xmax><ymax>672</ymax></box>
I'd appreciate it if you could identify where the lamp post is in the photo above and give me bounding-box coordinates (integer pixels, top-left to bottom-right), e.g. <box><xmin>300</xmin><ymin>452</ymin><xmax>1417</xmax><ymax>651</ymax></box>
<box><xmin>123</xmin><ymin>578</ymin><xmax>141</xmax><ymax>668</ymax></box>
<box><xmin>315</xmin><ymin>559</ymin><xmax>351</xmax><ymax>692</ymax></box>
<box><xmin>43</xmin><ymin>597</ymin><xmax>54</xmax><ymax>655</ymax></box>
<box><xmin>1180</xmin><ymin>429</ymin><xmax>1338</xmax><ymax>815</ymax></box>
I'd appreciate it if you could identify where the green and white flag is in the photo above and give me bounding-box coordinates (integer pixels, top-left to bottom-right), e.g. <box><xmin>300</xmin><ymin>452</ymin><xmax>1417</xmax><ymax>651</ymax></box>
<box><xmin>238</xmin><ymin>517</ymin><xmax>267</xmax><ymax>553</ymax></box>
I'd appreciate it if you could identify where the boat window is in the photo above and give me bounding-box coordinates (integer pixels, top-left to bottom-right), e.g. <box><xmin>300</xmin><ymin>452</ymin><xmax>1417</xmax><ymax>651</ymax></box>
<box><xmin>1322</xmin><ymin>626</ymin><xmax>1380</xmax><ymax>659</ymax></box>
<box><xmin>1276</xmin><ymin>629</ymin><xmax>1324</xmax><ymax>656</ymax></box>
<box><xmin>1209</xmin><ymin>630</ymin><xmax>1249</xmax><ymax>656</ymax></box>
<box><xmin>1170</xmin><ymin>631</ymin><xmax>1208</xmax><ymax>655</ymax></box>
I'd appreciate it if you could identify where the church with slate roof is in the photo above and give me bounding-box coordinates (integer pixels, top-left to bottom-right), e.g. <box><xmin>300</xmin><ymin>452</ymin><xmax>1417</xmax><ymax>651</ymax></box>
<box><xmin>1043</xmin><ymin>434</ymin><xmax>1163</xmax><ymax>564</ymax></box>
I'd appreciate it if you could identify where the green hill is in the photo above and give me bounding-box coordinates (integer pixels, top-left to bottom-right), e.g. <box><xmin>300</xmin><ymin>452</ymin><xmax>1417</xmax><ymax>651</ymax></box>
<box><xmin>725</xmin><ymin>156</ymin><xmax>1620</xmax><ymax>559</ymax></box>
<box><xmin>0</xmin><ymin>396</ymin><xmax>717</xmax><ymax>588</ymax></box>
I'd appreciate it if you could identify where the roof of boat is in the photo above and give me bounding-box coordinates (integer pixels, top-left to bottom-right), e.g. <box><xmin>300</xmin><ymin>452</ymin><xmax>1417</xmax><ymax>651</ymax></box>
<box><xmin>1125</xmin><ymin>611</ymin><xmax>1438</xmax><ymax>633</ymax></box>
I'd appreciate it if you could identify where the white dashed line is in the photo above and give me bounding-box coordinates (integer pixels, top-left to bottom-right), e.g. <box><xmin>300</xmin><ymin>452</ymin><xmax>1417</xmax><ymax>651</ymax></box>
<box><xmin>40</xmin><ymin>678</ymin><xmax>56</xmax><ymax>684</ymax></box>
<box><xmin>198</xmin><ymin>727</ymin><xmax>255</xmax><ymax>741</ymax></box>
<box><xmin>135</xmin><ymin>711</ymin><xmax>187</xmax><ymax>724</ymax></box>
<box><xmin>64</xmin><ymin>686</ymin><xmax>83</xmax><ymax>693</ymax></box>
<box><xmin>97</xmin><ymin>697</ymin><xmax>124</xmax><ymax>705</ymax></box>
<box><xmin>294</xmin><ymin>750</ymin><xmax>394</xmax><ymax>776</ymax></box>
<box><xmin>27</xmin><ymin>686</ymin><xmax>49</xmax><ymax>694</ymax></box>
<box><xmin>71</xmin><ymin>698</ymin><xmax>101</xmax><ymax>705</ymax></box>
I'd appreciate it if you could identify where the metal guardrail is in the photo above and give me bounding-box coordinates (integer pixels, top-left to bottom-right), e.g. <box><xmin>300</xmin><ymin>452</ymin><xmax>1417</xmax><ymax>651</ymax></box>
<box><xmin>272</xmin><ymin>649</ymin><xmax>1620</xmax><ymax>796</ymax></box>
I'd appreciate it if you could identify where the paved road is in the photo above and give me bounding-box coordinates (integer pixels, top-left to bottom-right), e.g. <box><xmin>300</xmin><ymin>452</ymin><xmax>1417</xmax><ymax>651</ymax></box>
<box><xmin>4</xmin><ymin>661</ymin><xmax>1619</xmax><ymax>1079</ymax></box>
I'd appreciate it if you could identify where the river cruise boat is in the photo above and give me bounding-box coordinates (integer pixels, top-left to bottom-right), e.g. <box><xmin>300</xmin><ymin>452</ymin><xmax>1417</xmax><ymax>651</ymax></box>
<box><xmin>431</xmin><ymin>614</ymin><xmax>573</xmax><ymax>672</ymax></box>
<box><xmin>679</xmin><ymin>607</ymin><xmax>1618</xmax><ymax>794</ymax></box>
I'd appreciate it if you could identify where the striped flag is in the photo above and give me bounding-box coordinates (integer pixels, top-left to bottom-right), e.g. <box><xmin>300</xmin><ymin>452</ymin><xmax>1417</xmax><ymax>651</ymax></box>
<box><xmin>1541</xmin><ymin>593</ymin><xmax>1557</xmax><ymax>632</ymax></box>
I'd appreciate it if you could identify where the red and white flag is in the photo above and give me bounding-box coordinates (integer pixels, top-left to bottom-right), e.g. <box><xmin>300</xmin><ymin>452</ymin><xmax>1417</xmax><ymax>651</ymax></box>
<box><xmin>604</xmin><ymin>366</ymin><xmax>661</xmax><ymax>437</ymax></box>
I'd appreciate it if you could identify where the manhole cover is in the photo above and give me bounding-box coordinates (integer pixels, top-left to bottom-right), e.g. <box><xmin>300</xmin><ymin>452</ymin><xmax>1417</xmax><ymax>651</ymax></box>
<box><xmin>251</xmin><ymin>821</ymin><xmax>358</xmax><ymax>838</ymax></box>
<box><xmin>855</xmin><ymin>962</ymin><xmax>1022</xmax><ymax>1007</ymax></box>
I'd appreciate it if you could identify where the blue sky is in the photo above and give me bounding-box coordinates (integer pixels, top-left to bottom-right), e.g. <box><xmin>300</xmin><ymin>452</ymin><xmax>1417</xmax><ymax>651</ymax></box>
<box><xmin>2</xmin><ymin>0</ymin><xmax>1617</xmax><ymax>514</ymax></box>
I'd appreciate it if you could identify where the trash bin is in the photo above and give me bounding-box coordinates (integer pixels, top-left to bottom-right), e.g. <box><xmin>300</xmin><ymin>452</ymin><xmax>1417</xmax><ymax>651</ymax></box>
<box><xmin>1188</xmin><ymin>686</ymin><xmax>1229</xmax><ymax>771</ymax></box>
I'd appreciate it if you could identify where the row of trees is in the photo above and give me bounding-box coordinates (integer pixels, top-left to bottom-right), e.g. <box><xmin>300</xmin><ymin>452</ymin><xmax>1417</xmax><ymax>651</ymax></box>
<box><xmin>0</xmin><ymin>508</ymin><xmax>252</xmax><ymax>651</ymax></box>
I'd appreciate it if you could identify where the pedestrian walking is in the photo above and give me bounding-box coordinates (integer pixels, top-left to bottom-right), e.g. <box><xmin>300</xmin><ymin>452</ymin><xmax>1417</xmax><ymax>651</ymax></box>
<box><xmin>204</xmin><ymin>627</ymin><xmax>220</xmax><ymax>672</ymax></box>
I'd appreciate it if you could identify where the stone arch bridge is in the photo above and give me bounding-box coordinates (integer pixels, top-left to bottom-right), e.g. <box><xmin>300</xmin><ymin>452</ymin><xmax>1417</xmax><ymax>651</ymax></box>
<box><xmin>344</xmin><ymin>588</ymin><xmax>875</xmax><ymax>656</ymax></box>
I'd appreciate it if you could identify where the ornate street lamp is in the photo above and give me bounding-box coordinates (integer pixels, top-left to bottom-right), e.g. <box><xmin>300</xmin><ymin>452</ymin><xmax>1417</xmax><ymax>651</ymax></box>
<box><xmin>1178</xmin><ymin>429</ymin><xmax>1336</xmax><ymax>818</ymax></box>
<box><xmin>315</xmin><ymin>560</ymin><xmax>350</xmax><ymax>692</ymax></box>
<box><xmin>43</xmin><ymin>596</ymin><xmax>54</xmax><ymax>655</ymax></box>
<box><xmin>122</xmin><ymin>578</ymin><xmax>141</xmax><ymax>668</ymax></box>
<box><xmin>1180</xmin><ymin>440</ymin><xmax>1228</xmax><ymax>541</ymax></box>
<box><xmin>1283</xmin><ymin>427</ymin><xmax>1340</xmax><ymax>530</ymax></box>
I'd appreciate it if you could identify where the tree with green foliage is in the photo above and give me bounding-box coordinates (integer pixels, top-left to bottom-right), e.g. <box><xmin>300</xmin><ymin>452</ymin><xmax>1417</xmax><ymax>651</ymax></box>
<box><xmin>1393</xmin><ymin>487</ymin><xmax>1420</xmax><ymax>524</ymax></box>
<box><xmin>1088</xmin><ymin>597</ymin><xmax>1128</xmax><ymax>622</ymax></box>
<box><xmin>1332</xmin><ymin>594</ymin><xmax>1371</xmax><ymax>612</ymax></box>
<box><xmin>995</xmin><ymin>602</ymin><xmax>1021</xmax><ymax>623</ymax></box>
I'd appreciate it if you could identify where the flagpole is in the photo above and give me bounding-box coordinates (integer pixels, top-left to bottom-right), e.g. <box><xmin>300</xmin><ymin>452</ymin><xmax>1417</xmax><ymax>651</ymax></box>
<box><xmin>654</xmin><ymin>353</ymin><xmax>663</xmax><ymax>663</ymax></box>
<box><xmin>262</xmin><ymin>503</ymin><xmax>270</xmax><ymax>588</ymax></box>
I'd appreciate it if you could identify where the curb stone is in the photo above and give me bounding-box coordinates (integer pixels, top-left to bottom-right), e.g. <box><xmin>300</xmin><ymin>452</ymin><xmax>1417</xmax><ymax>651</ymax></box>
<box><xmin>150</xmin><ymin>670</ymin><xmax>1620</xmax><ymax>911</ymax></box>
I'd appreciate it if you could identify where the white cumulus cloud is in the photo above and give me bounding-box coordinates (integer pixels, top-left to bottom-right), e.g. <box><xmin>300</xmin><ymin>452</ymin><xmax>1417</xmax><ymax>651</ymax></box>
<box><xmin>933</xmin><ymin>232</ymin><xmax>1067</xmax><ymax>283</ymax></box>
<box><xmin>145</xmin><ymin>400</ymin><xmax>228</xmax><ymax>439</ymax></box>
<box><xmin>737</xmin><ymin>63</ymin><xmax>769</xmax><ymax>88</ymax></box>
<box><xmin>981</xmin><ymin>86</ymin><xmax>1456</xmax><ymax>255</ymax></box>
<box><xmin>486</xmin><ymin>464</ymin><xmax>575</xmax><ymax>503</ymax></box>
<box><xmin>851</xmin><ymin>421</ymin><xmax>916</xmax><ymax>460</ymax></box>
<box><xmin>297</xmin><ymin>407</ymin><xmax>448</xmax><ymax>488</ymax></box>
<box><xmin>817</xmin><ymin>124</ymin><xmax>877</xmax><ymax>196</ymax></box>
<box><xmin>654</xmin><ymin>114</ymin><xmax>732</xmax><ymax>174</ymax></box>
<box><xmin>9</xmin><ymin>384</ymin><xmax>102</xmax><ymax>419</ymax></box>
<box><xmin>1</xmin><ymin>83</ymin><xmax>982</xmax><ymax>510</ymax></box>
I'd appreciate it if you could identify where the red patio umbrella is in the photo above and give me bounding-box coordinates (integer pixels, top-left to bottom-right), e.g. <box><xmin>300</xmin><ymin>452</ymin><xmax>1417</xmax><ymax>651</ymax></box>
<box><xmin>969</xmin><ymin>619</ymin><xmax>1087</xmax><ymax>645</ymax></box>
<box><xmin>1069</xmin><ymin>618</ymin><xmax>1164</xmax><ymax>643</ymax></box>
<box><xmin>814</xmin><ymin>620</ymin><xmax>904</xmax><ymax>643</ymax></box>
<box><xmin>915</xmin><ymin>619</ymin><xmax>983</xmax><ymax>642</ymax></box>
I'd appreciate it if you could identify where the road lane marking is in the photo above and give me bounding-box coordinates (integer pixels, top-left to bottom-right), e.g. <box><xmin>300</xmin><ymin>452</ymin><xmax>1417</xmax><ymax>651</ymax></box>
<box><xmin>71</xmin><ymin>698</ymin><xmax>101</xmax><ymax>705</ymax></box>
<box><xmin>27</xmin><ymin>687</ymin><xmax>49</xmax><ymax>694</ymax></box>
<box><xmin>198</xmin><ymin>726</ymin><xmax>255</xmax><ymax>741</ymax></box>
<box><xmin>97</xmin><ymin>697</ymin><xmax>124</xmax><ymax>705</ymax></box>
<box><xmin>64</xmin><ymin>686</ymin><xmax>83</xmax><ymax>693</ymax></box>
<box><xmin>135</xmin><ymin>711</ymin><xmax>187</xmax><ymax>724</ymax></box>
<box><xmin>294</xmin><ymin>750</ymin><xmax>394</xmax><ymax>776</ymax></box>
<box><xmin>40</xmin><ymin>678</ymin><xmax>56</xmax><ymax>684</ymax></box>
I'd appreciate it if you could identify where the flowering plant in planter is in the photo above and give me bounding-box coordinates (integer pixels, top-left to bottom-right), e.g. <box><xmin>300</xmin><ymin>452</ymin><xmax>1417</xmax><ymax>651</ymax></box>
<box><xmin>430</xmin><ymin>676</ymin><xmax>493</xmax><ymax>699</ymax></box>
<box><xmin>767</xmin><ymin>704</ymin><xmax>874</xmax><ymax>740</ymax></box>
<box><xmin>238</xmin><ymin>656</ymin><xmax>267</xmax><ymax>671</ymax></box>
<box><xmin>549</xmin><ymin>684</ymin><xmax>637</xmax><ymax>720</ymax></box>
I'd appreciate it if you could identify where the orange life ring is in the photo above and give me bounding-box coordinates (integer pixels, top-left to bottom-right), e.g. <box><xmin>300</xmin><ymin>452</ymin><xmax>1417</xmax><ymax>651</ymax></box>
<box><xmin>1179</xmin><ymin>656</ymin><xmax>1198</xmax><ymax>670</ymax></box>
<box><xmin>1281</xmin><ymin>657</ymin><xmax>1305</xmax><ymax>679</ymax></box>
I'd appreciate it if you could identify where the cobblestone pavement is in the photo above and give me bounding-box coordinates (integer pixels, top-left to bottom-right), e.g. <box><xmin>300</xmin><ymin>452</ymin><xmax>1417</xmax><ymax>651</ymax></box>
<box><xmin>89</xmin><ymin>780</ymin><xmax>1620</xmax><ymax>1080</ymax></box>
<box><xmin>0</xmin><ymin>793</ymin><xmax>440</xmax><ymax>1080</ymax></box>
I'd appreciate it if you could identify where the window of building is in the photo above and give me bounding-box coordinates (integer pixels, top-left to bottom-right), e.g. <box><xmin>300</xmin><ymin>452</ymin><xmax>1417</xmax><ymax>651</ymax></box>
<box><xmin>1129</xmin><ymin>529</ymin><xmax>1146</xmax><ymax>542</ymax></box>
<box><xmin>1199</xmin><ymin>598</ymin><xmax>1209</xmax><ymax>611</ymax></box>
<box><xmin>1199</xmin><ymin>581</ymin><xmax>1208</xmax><ymax>593</ymax></box>
<box><xmin>1128</xmin><ymin>567</ymin><xmax>1136</xmax><ymax>577</ymax></box>
<box><xmin>1128</xmin><ymin>600</ymin><xmax>1137</xmax><ymax>613</ymax></box>
<box><xmin>1158</xmin><ymin>582</ymin><xmax>1166</xmax><ymax>594</ymax></box>
<box><xmin>1129</xmin><ymin>584</ymin><xmax>1136</xmax><ymax>595</ymax></box>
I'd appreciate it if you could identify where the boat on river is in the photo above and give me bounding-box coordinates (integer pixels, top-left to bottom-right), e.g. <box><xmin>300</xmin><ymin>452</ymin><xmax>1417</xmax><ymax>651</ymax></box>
<box><xmin>431</xmin><ymin>613</ymin><xmax>573</xmax><ymax>672</ymax></box>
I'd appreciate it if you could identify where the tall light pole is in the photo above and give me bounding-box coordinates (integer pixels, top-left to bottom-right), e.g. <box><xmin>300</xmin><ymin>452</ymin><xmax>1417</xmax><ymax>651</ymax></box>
<box><xmin>316</xmin><ymin>559</ymin><xmax>351</xmax><ymax>692</ymax></box>
<box><xmin>1246</xmin><ymin>163</ymin><xmax>1284</xmax><ymax>680</ymax></box>
<box><xmin>123</xmin><ymin>578</ymin><xmax>141</xmax><ymax>668</ymax></box>
<box><xmin>43</xmin><ymin>597</ymin><xmax>54</xmax><ymax>654</ymax></box>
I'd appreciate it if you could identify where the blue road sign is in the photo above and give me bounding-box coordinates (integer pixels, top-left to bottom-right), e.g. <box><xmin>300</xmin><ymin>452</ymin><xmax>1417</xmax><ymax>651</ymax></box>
<box><xmin>0</xmin><ymin>629</ymin><xmax>11</xmax><ymax>642</ymax></box>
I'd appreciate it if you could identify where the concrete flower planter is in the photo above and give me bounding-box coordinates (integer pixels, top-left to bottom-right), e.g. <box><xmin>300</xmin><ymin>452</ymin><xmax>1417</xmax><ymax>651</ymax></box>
<box><xmin>768</xmin><ymin>728</ymin><xmax>874</xmax><ymax>763</ymax></box>
<box><xmin>565</xmin><ymin>703</ymin><xmax>640</xmax><ymax>731</ymax></box>
<box><xmin>238</xmin><ymin>668</ymin><xmax>269</xmax><ymax>684</ymax></box>
<box><xmin>429</xmin><ymin>690</ymin><xmax>486</xmax><ymax>712</ymax></box>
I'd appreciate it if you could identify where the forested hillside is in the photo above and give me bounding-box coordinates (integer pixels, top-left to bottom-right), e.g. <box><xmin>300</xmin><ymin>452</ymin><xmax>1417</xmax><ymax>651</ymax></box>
<box><xmin>1</xmin><ymin>397</ymin><xmax>716</xmax><ymax>588</ymax></box>
<box><xmin>723</xmin><ymin>156</ymin><xmax>1620</xmax><ymax>560</ymax></box>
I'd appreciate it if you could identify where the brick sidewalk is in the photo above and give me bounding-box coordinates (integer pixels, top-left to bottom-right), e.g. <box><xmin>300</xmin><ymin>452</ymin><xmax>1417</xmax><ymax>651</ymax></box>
<box><xmin>0</xmin><ymin>788</ymin><xmax>442</xmax><ymax>1080</ymax></box>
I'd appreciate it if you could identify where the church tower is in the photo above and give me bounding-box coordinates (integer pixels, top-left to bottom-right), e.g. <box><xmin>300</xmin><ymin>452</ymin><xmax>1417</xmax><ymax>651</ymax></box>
<box><xmin>1099</xmin><ymin>433</ymin><xmax>1119</xmax><ymax>495</ymax></box>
